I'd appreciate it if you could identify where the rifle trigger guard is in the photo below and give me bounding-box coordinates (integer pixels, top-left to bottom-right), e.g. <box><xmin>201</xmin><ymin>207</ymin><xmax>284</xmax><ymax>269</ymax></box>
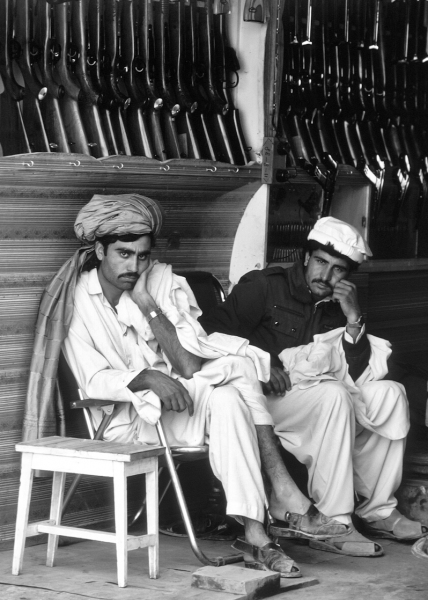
<box><xmin>206</xmin><ymin>167</ymin><xmax>217</xmax><ymax>173</ymax></box>
<box><xmin>160</xmin><ymin>165</ymin><xmax>170</xmax><ymax>171</ymax></box>
<box><xmin>113</xmin><ymin>164</ymin><xmax>124</xmax><ymax>170</ymax></box>
<box><xmin>68</xmin><ymin>160</ymin><xmax>81</xmax><ymax>167</ymax></box>
<box><xmin>228</xmin><ymin>167</ymin><xmax>239</xmax><ymax>173</ymax></box>
<box><xmin>22</xmin><ymin>161</ymin><xmax>34</xmax><ymax>168</ymax></box>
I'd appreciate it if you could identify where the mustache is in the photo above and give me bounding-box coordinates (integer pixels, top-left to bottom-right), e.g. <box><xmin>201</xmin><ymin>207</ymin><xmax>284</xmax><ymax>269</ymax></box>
<box><xmin>119</xmin><ymin>272</ymin><xmax>138</xmax><ymax>279</ymax></box>
<box><xmin>312</xmin><ymin>279</ymin><xmax>333</xmax><ymax>290</ymax></box>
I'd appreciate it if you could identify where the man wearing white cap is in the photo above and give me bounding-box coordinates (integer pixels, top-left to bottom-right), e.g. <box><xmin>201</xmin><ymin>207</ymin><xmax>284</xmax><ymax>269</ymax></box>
<box><xmin>201</xmin><ymin>217</ymin><xmax>427</xmax><ymax>556</ymax></box>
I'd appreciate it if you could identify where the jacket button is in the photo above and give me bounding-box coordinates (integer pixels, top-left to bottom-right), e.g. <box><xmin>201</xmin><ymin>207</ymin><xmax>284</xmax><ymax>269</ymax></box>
<box><xmin>291</xmin><ymin>328</ymin><xmax>296</xmax><ymax>333</ymax></box>
<box><xmin>274</xmin><ymin>321</ymin><xmax>279</xmax><ymax>326</ymax></box>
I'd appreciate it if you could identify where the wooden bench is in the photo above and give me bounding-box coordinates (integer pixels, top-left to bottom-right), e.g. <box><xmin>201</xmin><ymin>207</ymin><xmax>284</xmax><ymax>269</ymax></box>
<box><xmin>12</xmin><ymin>436</ymin><xmax>165</xmax><ymax>587</ymax></box>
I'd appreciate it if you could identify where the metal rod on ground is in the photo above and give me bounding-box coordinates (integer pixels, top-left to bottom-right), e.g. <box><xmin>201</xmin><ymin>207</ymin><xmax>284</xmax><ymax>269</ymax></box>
<box><xmin>156</xmin><ymin>418</ymin><xmax>243</xmax><ymax>566</ymax></box>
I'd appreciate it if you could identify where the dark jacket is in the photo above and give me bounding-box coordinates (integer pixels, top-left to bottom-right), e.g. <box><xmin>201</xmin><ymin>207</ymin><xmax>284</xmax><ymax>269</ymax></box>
<box><xmin>200</xmin><ymin>261</ymin><xmax>370</xmax><ymax>381</ymax></box>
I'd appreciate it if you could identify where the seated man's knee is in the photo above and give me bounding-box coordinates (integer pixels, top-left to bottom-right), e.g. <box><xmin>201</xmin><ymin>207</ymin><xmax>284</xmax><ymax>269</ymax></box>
<box><xmin>371</xmin><ymin>380</ymin><xmax>408</xmax><ymax>406</ymax></box>
<box><xmin>210</xmin><ymin>384</ymin><xmax>245</xmax><ymax>410</ymax></box>
<box><xmin>316</xmin><ymin>381</ymin><xmax>354</xmax><ymax>418</ymax></box>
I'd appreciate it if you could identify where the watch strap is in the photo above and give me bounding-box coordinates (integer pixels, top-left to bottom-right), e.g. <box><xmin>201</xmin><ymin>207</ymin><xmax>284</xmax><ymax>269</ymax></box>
<box><xmin>147</xmin><ymin>307</ymin><xmax>163</xmax><ymax>323</ymax></box>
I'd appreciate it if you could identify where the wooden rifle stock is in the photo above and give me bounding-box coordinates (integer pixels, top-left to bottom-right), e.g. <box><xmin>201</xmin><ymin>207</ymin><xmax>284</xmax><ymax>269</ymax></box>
<box><xmin>33</xmin><ymin>0</ymin><xmax>71</xmax><ymax>152</ymax></box>
<box><xmin>103</xmin><ymin>0</ymin><xmax>130</xmax><ymax>107</ymax></box>
<box><xmin>183</xmin><ymin>0</ymin><xmax>217</xmax><ymax>160</ymax></box>
<box><xmin>0</xmin><ymin>0</ymin><xmax>32</xmax><ymax>155</ymax></box>
<box><xmin>139</xmin><ymin>0</ymin><xmax>167</xmax><ymax>161</ymax></box>
<box><xmin>52</xmin><ymin>0</ymin><xmax>93</xmax><ymax>155</ymax></box>
<box><xmin>102</xmin><ymin>0</ymin><xmax>132</xmax><ymax>155</ymax></box>
<box><xmin>70</xmin><ymin>0</ymin><xmax>110</xmax><ymax>157</ymax></box>
<box><xmin>213</xmin><ymin>5</ymin><xmax>249</xmax><ymax>165</ymax></box>
<box><xmin>120</xmin><ymin>0</ymin><xmax>155</xmax><ymax>157</ymax></box>
<box><xmin>198</xmin><ymin>0</ymin><xmax>234</xmax><ymax>163</ymax></box>
<box><xmin>14</xmin><ymin>0</ymin><xmax>51</xmax><ymax>152</ymax></box>
<box><xmin>86</xmin><ymin>0</ymin><xmax>123</xmax><ymax>155</ymax></box>
<box><xmin>169</xmin><ymin>0</ymin><xmax>205</xmax><ymax>159</ymax></box>
<box><xmin>153</xmin><ymin>0</ymin><xmax>182</xmax><ymax>158</ymax></box>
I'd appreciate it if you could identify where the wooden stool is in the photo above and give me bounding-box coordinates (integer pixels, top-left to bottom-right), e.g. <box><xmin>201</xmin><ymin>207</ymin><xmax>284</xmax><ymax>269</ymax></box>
<box><xmin>12</xmin><ymin>436</ymin><xmax>165</xmax><ymax>587</ymax></box>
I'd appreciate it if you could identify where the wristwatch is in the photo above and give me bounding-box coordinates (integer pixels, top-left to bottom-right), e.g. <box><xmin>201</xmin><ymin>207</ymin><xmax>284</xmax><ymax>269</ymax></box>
<box><xmin>147</xmin><ymin>307</ymin><xmax>163</xmax><ymax>323</ymax></box>
<box><xmin>347</xmin><ymin>315</ymin><xmax>364</xmax><ymax>328</ymax></box>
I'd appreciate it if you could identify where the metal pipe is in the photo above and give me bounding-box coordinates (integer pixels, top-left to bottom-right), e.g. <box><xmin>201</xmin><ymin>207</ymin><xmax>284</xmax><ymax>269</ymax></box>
<box><xmin>156</xmin><ymin>419</ymin><xmax>243</xmax><ymax>566</ymax></box>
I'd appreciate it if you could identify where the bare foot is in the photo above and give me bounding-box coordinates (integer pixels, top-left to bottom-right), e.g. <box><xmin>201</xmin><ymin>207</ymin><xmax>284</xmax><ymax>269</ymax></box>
<box><xmin>268</xmin><ymin>489</ymin><xmax>312</xmax><ymax>521</ymax></box>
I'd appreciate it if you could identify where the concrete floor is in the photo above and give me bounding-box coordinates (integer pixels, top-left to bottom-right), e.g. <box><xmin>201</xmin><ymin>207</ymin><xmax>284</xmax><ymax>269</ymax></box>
<box><xmin>0</xmin><ymin>529</ymin><xmax>427</xmax><ymax>600</ymax></box>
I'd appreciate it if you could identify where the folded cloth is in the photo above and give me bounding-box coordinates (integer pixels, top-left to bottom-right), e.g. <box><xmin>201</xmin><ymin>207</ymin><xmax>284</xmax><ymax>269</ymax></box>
<box><xmin>278</xmin><ymin>328</ymin><xmax>408</xmax><ymax>438</ymax></box>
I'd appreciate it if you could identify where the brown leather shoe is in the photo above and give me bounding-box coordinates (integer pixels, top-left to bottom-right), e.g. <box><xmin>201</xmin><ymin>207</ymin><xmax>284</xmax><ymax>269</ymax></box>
<box><xmin>269</xmin><ymin>504</ymin><xmax>351</xmax><ymax>540</ymax></box>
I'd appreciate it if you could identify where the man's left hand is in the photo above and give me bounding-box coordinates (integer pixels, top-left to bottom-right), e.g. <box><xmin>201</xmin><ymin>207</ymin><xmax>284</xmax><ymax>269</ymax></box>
<box><xmin>262</xmin><ymin>367</ymin><xmax>291</xmax><ymax>396</ymax></box>
<box><xmin>332</xmin><ymin>279</ymin><xmax>361</xmax><ymax>323</ymax></box>
<box><xmin>130</xmin><ymin>263</ymin><xmax>156</xmax><ymax>313</ymax></box>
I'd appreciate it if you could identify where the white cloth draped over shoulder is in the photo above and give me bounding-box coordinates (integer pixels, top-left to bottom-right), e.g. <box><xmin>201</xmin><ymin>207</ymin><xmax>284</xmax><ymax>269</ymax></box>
<box><xmin>63</xmin><ymin>262</ymin><xmax>272</xmax><ymax>446</ymax></box>
<box><xmin>278</xmin><ymin>328</ymin><xmax>409</xmax><ymax>439</ymax></box>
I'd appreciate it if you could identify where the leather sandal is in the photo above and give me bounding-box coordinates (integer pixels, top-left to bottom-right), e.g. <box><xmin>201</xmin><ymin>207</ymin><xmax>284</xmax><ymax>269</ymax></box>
<box><xmin>268</xmin><ymin>504</ymin><xmax>351</xmax><ymax>540</ymax></box>
<box><xmin>412</xmin><ymin>537</ymin><xmax>428</xmax><ymax>559</ymax></box>
<box><xmin>361</xmin><ymin>509</ymin><xmax>428</xmax><ymax>541</ymax></box>
<box><xmin>231</xmin><ymin>537</ymin><xmax>301</xmax><ymax>578</ymax></box>
<box><xmin>308</xmin><ymin>528</ymin><xmax>384</xmax><ymax>557</ymax></box>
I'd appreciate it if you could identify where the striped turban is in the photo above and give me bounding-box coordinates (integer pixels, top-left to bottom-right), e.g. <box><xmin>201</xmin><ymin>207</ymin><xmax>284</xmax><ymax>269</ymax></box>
<box><xmin>74</xmin><ymin>193</ymin><xmax>164</xmax><ymax>242</ymax></box>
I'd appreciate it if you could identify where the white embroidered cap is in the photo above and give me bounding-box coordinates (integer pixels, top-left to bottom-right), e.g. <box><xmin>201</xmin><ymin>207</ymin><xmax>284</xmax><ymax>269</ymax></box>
<box><xmin>307</xmin><ymin>217</ymin><xmax>372</xmax><ymax>264</ymax></box>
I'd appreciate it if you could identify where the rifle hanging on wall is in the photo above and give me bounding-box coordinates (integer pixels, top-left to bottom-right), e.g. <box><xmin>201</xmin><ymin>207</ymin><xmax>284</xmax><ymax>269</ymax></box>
<box><xmin>70</xmin><ymin>0</ymin><xmax>110</xmax><ymax>157</ymax></box>
<box><xmin>120</xmin><ymin>0</ymin><xmax>155</xmax><ymax>157</ymax></box>
<box><xmin>14</xmin><ymin>0</ymin><xmax>51</xmax><ymax>153</ymax></box>
<box><xmin>0</xmin><ymin>0</ymin><xmax>32</xmax><ymax>155</ymax></box>
<box><xmin>33</xmin><ymin>0</ymin><xmax>71</xmax><ymax>152</ymax></box>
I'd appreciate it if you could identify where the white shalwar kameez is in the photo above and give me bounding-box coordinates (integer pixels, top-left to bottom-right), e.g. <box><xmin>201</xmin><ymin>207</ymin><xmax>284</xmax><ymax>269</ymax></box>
<box><xmin>63</xmin><ymin>264</ymin><xmax>273</xmax><ymax>523</ymax></box>
<box><xmin>267</xmin><ymin>328</ymin><xmax>410</xmax><ymax>525</ymax></box>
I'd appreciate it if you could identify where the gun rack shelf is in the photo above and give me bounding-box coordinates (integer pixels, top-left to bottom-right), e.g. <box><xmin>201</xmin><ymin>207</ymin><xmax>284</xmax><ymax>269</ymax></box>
<box><xmin>0</xmin><ymin>153</ymin><xmax>261</xmax><ymax>181</ymax></box>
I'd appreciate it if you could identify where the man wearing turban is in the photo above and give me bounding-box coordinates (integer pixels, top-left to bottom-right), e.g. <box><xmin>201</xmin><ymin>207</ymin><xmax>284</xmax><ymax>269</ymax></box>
<box><xmin>24</xmin><ymin>194</ymin><xmax>350</xmax><ymax>579</ymax></box>
<box><xmin>201</xmin><ymin>217</ymin><xmax>428</xmax><ymax>556</ymax></box>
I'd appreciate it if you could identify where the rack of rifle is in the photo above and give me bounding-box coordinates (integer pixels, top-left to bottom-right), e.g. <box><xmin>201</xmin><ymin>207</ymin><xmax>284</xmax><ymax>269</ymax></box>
<box><xmin>277</xmin><ymin>0</ymin><xmax>428</xmax><ymax>244</ymax></box>
<box><xmin>0</xmin><ymin>0</ymin><xmax>250</xmax><ymax>165</ymax></box>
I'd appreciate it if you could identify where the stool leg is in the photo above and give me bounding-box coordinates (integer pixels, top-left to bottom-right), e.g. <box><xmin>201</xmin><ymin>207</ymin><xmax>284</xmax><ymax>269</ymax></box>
<box><xmin>47</xmin><ymin>471</ymin><xmax>66</xmax><ymax>567</ymax></box>
<box><xmin>146</xmin><ymin>463</ymin><xmax>159</xmax><ymax>579</ymax></box>
<box><xmin>113</xmin><ymin>462</ymin><xmax>127</xmax><ymax>588</ymax></box>
<box><xmin>12</xmin><ymin>453</ymin><xmax>34</xmax><ymax>575</ymax></box>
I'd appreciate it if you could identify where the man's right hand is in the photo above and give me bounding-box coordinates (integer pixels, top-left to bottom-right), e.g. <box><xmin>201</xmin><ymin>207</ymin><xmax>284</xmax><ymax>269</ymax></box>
<box><xmin>128</xmin><ymin>370</ymin><xmax>194</xmax><ymax>416</ymax></box>
<box><xmin>262</xmin><ymin>367</ymin><xmax>291</xmax><ymax>396</ymax></box>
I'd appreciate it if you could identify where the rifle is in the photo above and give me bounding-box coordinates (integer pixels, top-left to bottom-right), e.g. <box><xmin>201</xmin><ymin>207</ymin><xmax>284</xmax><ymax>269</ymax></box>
<box><xmin>50</xmin><ymin>0</ymin><xmax>94</xmax><ymax>155</ymax></box>
<box><xmin>197</xmin><ymin>0</ymin><xmax>235</xmax><ymax>163</ymax></box>
<box><xmin>183</xmin><ymin>0</ymin><xmax>217</xmax><ymax>160</ymax></box>
<box><xmin>85</xmin><ymin>0</ymin><xmax>124</xmax><ymax>155</ymax></box>
<box><xmin>0</xmin><ymin>0</ymin><xmax>32</xmax><ymax>155</ymax></box>
<box><xmin>169</xmin><ymin>0</ymin><xmax>204</xmax><ymax>159</ymax></box>
<box><xmin>308</xmin><ymin>0</ymin><xmax>344</xmax><ymax>166</ymax></box>
<box><xmin>138</xmin><ymin>0</ymin><xmax>167</xmax><ymax>161</ymax></box>
<box><xmin>31</xmin><ymin>0</ymin><xmax>71</xmax><ymax>152</ymax></box>
<box><xmin>13</xmin><ymin>0</ymin><xmax>52</xmax><ymax>153</ymax></box>
<box><xmin>120</xmin><ymin>0</ymin><xmax>155</xmax><ymax>157</ymax></box>
<box><xmin>101</xmin><ymin>0</ymin><xmax>132</xmax><ymax>155</ymax></box>
<box><xmin>153</xmin><ymin>0</ymin><xmax>183</xmax><ymax>158</ymax></box>
<box><xmin>212</xmin><ymin>0</ymin><xmax>250</xmax><ymax>165</ymax></box>
<box><xmin>70</xmin><ymin>0</ymin><xmax>110</xmax><ymax>157</ymax></box>
<box><xmin>281</xmin><ymin>1</ymin><xmax>326</xmax><ymax>167</ymax></box>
